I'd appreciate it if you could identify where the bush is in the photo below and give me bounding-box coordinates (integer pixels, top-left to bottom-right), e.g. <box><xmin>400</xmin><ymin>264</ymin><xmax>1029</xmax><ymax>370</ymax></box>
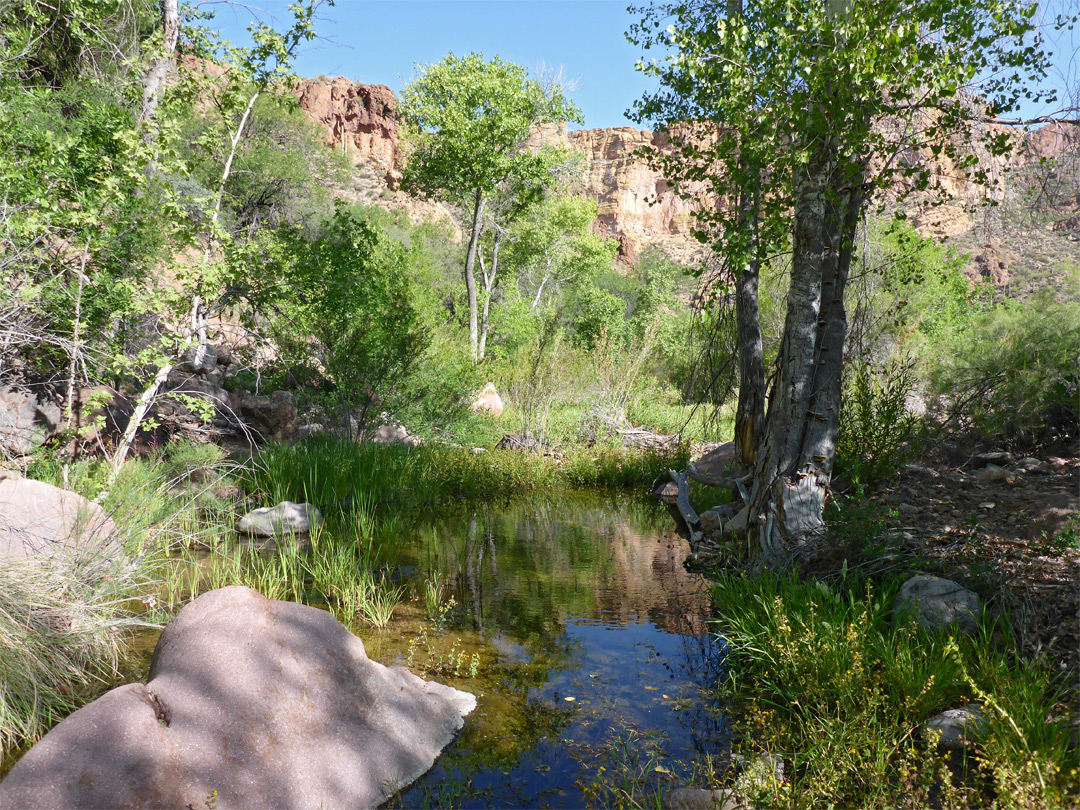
<box><xmin>927</xmin><ymin>292</ymin><xmax>1080</xmax><ymax>448</ymax></box>
<box><xmin>836</xmin><ymin>356</ymin><xmax>919</xmax><ymax>485</ymax></box>
<box><xmin>0</xmin><ymin>549</ymin><xmax>150</xmax><ymax>754</ymax></box>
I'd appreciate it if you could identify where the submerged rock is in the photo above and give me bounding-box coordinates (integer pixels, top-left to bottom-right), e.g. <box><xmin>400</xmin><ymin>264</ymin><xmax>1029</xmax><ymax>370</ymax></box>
<box><xmin>893</xmin><ymin>575</ymin><xmax>980</xmax><ymax>634</ymax></box>
<box><xmin>236</xmin><ymin>501</ymin><xmax>322</xmax><ymax>537</ymax></box>
<box><xmin>0</xmin><ymin>586</ymin><xmax>476</xmax><ymax>810</ymax></box>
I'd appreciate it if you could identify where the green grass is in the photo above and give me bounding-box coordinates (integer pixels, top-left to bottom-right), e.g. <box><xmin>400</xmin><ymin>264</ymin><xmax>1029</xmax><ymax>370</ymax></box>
<box><xmin>711</xmin><ymin>572</ymin><xmax>1078</xmax><ymax>809</ymax></box>
<box><xmin>244</xmin><ymin>434</ymin><xmax>688</xmax><ymax>512</ymax></box>
<box><xmin>0</xmin><ymin>547</ymin><xmax>154</xmax><ymax>758</ymax></box>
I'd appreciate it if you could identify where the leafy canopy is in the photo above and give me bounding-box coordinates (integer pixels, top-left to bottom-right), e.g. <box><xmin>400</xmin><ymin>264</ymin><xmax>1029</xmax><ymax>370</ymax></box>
<box><xmin>399</xmin><ymin>52</ymin><xmax>584</xmax><ymax>203</ymax></box>
<box><xmin>628</xmin><ymin>0</ymin><xmax>1055</xmax><ymax>266</ymax></box>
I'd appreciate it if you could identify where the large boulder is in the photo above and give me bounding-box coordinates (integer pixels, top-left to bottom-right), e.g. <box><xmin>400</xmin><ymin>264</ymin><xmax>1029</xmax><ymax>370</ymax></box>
<box><xmin>0</xmin><ymin>586</ymin><xmax>476</xmax><ymax>810</ymax></box>
<box><xmin>0</xmin><ymin>385</ymin><xmax>61</xmax><ymax>456</ymax></box>
<box><xmin>0</xmin><ymin>477</ymin><xmax>118</xmax><ymax>560</ymax></box>
<box><xmin>240</xmin><ymin>390</ymin><xmax>297</xmax><ymax>442</ymax></box>
<box><xmin>470</xmin><ymin>382</ymin><xmax>504</xmax><ymax>417</ymax></box>
<box><xmin>893</xmin><ymin>575</ymin><xmax>980</xmax><ymax>634</ymax></box>
<box><xmin>693</xmin><ymin>441</ymin><xmax>736</xmax><ymax>478</ymax></box>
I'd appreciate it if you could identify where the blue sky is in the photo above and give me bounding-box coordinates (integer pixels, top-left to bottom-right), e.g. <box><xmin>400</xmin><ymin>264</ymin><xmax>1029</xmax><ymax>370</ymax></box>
<box><xmin>207</xmin><ymin>0</ymin><xmax>1078</xmax><ymax>130</ymax></box>
<box><xmin>210</xmin><ymin>0</ymin><xmax>655</xmax><ymax>129</ymax></box>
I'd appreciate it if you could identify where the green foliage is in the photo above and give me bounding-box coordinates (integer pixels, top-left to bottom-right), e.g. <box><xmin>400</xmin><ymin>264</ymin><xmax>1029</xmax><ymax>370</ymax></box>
<box><xmin>229</xmin><ymin>205</ymin><xmax>430</xmax><ymax>433</ymax></box>
<box><xmin>712</xmin><ymin>572</ymin><xmax>1077</xmax><ymax>809</ymax></box>
<box><xmin>504</xmin><ymin>194</ymin><xmax>618</xmax><ymax>319</ymax></box>
<box><xmin>244</xmin><ymin>435</ymin><xmax>683</xmax><ymax>514</ymax></box>
<box><xmin>178</xmin><ymin>93</ymin><xmax>346</xmax><ymax>234</ymax></box>
<box><xmin>0</xmin><ymin>79</ymin><xmax>183</xmax><ymax>374</ymax></box>
<box><xmin>836</xmin><ymin>356</ymin><xmax>919</xmax><ymax>485</ymax></box>
<box><xmin>630</xmin><ymin>0</ymin><xmax>1054</xmax><ymax>261</ymax></box>
<box><xmin>400</xmin><ymin>52</ymin><xmax>582</xmax><ymax>206</ymax></box>
<box><xmin>927</xmin><ymin>291</ymin><xmax>1080</xmax><ymax>447</ymax></box>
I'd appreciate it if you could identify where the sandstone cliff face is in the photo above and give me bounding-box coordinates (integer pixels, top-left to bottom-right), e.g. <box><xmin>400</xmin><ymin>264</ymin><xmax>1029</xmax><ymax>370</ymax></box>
<box><xmin>294</xmin><ymin>77</ymin><xmax>1079</xmax><ymax>279</ymax></box>
<box><xmin>295</xmin><ymin>78</ymin><xmax>399</xmax><ymax>176</ymax></box>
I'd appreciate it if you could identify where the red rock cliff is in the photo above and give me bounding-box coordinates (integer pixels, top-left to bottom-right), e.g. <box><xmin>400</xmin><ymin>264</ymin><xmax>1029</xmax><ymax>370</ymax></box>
<box><xmin>295</xmin><ymin>77</ymin><xmax>1080</xmax><ymax>274</ymax></box>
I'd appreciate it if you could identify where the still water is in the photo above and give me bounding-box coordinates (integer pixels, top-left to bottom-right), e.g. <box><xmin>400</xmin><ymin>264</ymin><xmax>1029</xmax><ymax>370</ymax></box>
<box><xmin>363</xmin><ymin>491</ymin><xmax>730</xmax><ymax>809</ymax></box>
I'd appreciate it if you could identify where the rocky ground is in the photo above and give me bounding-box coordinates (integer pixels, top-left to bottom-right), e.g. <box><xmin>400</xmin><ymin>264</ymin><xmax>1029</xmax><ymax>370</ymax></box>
<box><xmin>867</xmin><ymin>449</ymin><xmax>1080</xmax><ymax>688</ymax></box>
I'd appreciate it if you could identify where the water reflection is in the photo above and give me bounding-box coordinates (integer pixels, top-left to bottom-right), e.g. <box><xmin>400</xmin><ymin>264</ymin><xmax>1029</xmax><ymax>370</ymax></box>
<box><xmin>374</xmin><ymin>491</ymin><xmax>729</xmax><ymax>809</ymax></box>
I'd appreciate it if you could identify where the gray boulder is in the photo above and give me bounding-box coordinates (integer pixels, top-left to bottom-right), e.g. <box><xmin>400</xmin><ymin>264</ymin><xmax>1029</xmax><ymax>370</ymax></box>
<box><xmin>240</xmin><ymin>390</ymin><xmax>297</xmax><ymax>442</ymax></box>
<box><xmin>894</xmin><ymin>575</ymin><xmax>980</xmax><ymax>634</ymax></box>
<box><xmin>0</xmin><ymin>477</ymin><xmax>118</xmax><ymax>560</ymax></box>
<box><xmin>976</xmin><ymin>464</ymin><xmax>1015</xmax><ymax>485</ymax></box>
<box><xmin>237</xmin><ymin>501</ymin><xmax>322</xmax><ymax>537</ymax></box>
<box><xmin>664</xmin><ymin>787</ymin><xmax>746</xmax><ymax>810</ymax></box>
<box><xmin>0</xmin><ymin>386</ymin><xmax>61</xmax><ymax>456</ymax></box>
<box><xmin>924</xmin><ymin>704</ymin><xmax>988</xmax><ymax>750</ymax></box>
<box><xmin>0</xmin><ymin>586</ymin><xmax>476</xmax><ymax>810</ymax></box>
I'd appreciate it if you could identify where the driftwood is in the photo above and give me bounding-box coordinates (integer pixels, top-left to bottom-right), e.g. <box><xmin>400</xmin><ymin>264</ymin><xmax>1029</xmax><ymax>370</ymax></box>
<box><xmin>685</xmin><ymin>462</ymin><xmax>752</xmax><ymax>504</ymax></box>
<box><xmin>667</xmin><ymin>469</ymin><xmax>700</xmax><ymax>537</ymax></box>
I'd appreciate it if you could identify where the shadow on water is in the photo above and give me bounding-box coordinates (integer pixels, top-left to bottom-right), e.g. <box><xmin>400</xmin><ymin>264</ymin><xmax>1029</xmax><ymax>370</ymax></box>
<box><xmin>366</xmin><ymin>490</ymin><xmax>731</xmax><ymax>809</ymax></box>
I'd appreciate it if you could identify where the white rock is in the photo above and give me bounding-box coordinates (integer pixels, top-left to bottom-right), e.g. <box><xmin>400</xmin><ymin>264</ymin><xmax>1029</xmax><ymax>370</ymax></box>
<box><xmin>237</xmin><ymin>501</ymin><xmax>322</xmax><ymax>537</ymax></box>
<box><xmin>470</xmin><ymin>382</ymin><xmax>504</xmax><ymax>417</ymax></box>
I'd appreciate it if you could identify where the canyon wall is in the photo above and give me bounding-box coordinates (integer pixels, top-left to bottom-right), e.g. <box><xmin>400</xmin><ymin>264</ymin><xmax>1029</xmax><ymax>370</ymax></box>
<box><xmin>295</xmin><ymin>77</ymin><xmax>1080</xmax><ymax>281</ymax></box>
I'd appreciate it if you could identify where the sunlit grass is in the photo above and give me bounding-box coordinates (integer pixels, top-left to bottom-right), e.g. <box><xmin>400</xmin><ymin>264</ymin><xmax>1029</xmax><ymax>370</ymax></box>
<box><xmin>712</xmin><ymin>573</ymin><xmax>1078</xmax><ymax>809</ymax></box>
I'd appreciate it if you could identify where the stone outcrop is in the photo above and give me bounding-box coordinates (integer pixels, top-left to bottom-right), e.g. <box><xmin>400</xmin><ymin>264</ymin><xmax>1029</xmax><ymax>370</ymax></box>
<box><xmin>0</xmin><ymin>477</ymin><xmax>118</xmax><ymax>560</ymax></box>
<box><xmin>0</xmin><ymin>586</ymin><xmax>476</xmax><ymax>810</ymax></box>
<box><xmin>295</xmin><ymin>78</ymin><xmax>399</xmax><ymax>178</ymax></box>
<box><xmin>294</xmin><ymin>77</ymin><xmax>1080</xmax><ymax>274</ymax></box>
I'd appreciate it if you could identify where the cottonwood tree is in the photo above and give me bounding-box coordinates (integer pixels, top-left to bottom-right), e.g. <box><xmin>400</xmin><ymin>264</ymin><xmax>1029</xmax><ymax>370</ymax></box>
<box><xmin>629</xmin><ymin>0</ymin><xmax>1059</xmax><ymax>561</ymax></box>
<box><xmin>399</xmin><ymin>52</ymin><xmax>583</xmax><ymax>361</ymax></box>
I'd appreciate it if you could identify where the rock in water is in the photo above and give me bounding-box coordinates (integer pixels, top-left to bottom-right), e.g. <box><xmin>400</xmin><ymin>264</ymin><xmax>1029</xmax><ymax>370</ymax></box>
<box><xmin>0</xmin><ymin>477</ymin><xmax>118</xmax><ymax>560</ymax></box>
<box><xmin>236</xmin><ymin>501</ymin><xmax>322</xmax><ymax>537</ymax></box>
<box><xmin>0</xmin><ymin>586</ymin><xmax>477</xmax><ymax>810</ymax></box>
<box><xmin>893</xmin><ymin>575</ymin><xmax>980</xmax><ymax>634</ymax></box>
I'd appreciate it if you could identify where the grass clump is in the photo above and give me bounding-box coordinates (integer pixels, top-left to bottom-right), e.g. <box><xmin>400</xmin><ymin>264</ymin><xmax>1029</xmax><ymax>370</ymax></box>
<box><xmin>0</xmin><ymin>549</ymin><xmax>151</xmax><ymax>757</ymax></box>
<box><xmin>711</xmin><ymin>573</ymin><xmax>1078</xmax><ymax>809</ymax></box>
<box><xmin>245</xmin><ymin>435</ymin><xmax>685</xmax><ymax>511</ymax></box>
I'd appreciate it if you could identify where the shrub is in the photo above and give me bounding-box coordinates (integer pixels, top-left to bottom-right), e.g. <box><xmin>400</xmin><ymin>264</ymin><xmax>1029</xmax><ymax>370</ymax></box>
<box><xmin>712</xmin><ymin>573</ymin><xmax>1077</xmax><ymax>809</ymax></box>
<box><xmin>927</xmin><ymin>291</ymin><xmax>1080</xmax><ymax>448</ymax></box>
<box><xmin>0</xmin><ymin>549</ymin><xmax>151</xmax><ymax>754</ymax></box>
<box><xmin>836</xmin><ymin>356</ymin><xmax>919</xmax><ymax>485</ymax></box>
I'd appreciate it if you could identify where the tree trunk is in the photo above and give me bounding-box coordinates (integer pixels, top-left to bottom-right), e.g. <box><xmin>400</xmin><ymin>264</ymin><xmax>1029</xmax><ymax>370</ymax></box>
<box><xmin>748</xmin><ymin>144</ymin><xmax>865</xmax><ymax>560</ymax></box>
<box><xmin>728</xmin><ymin>0</ymin><xmax>766</xmax><ymax>480</ymax></box>
<box><xmin>477</xmin><ymin>226</ymin><xmax>501</xmax><ymax>361</ymax></box>
<box><xmin>463</xmin><ymin>188</ymin><xmax>485</xmax><ymax>361</ymax></box>
<box><xmin>137</xmin><ymin>0</ymin><xmax>180</xmax><ymax>128</ymax></box>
